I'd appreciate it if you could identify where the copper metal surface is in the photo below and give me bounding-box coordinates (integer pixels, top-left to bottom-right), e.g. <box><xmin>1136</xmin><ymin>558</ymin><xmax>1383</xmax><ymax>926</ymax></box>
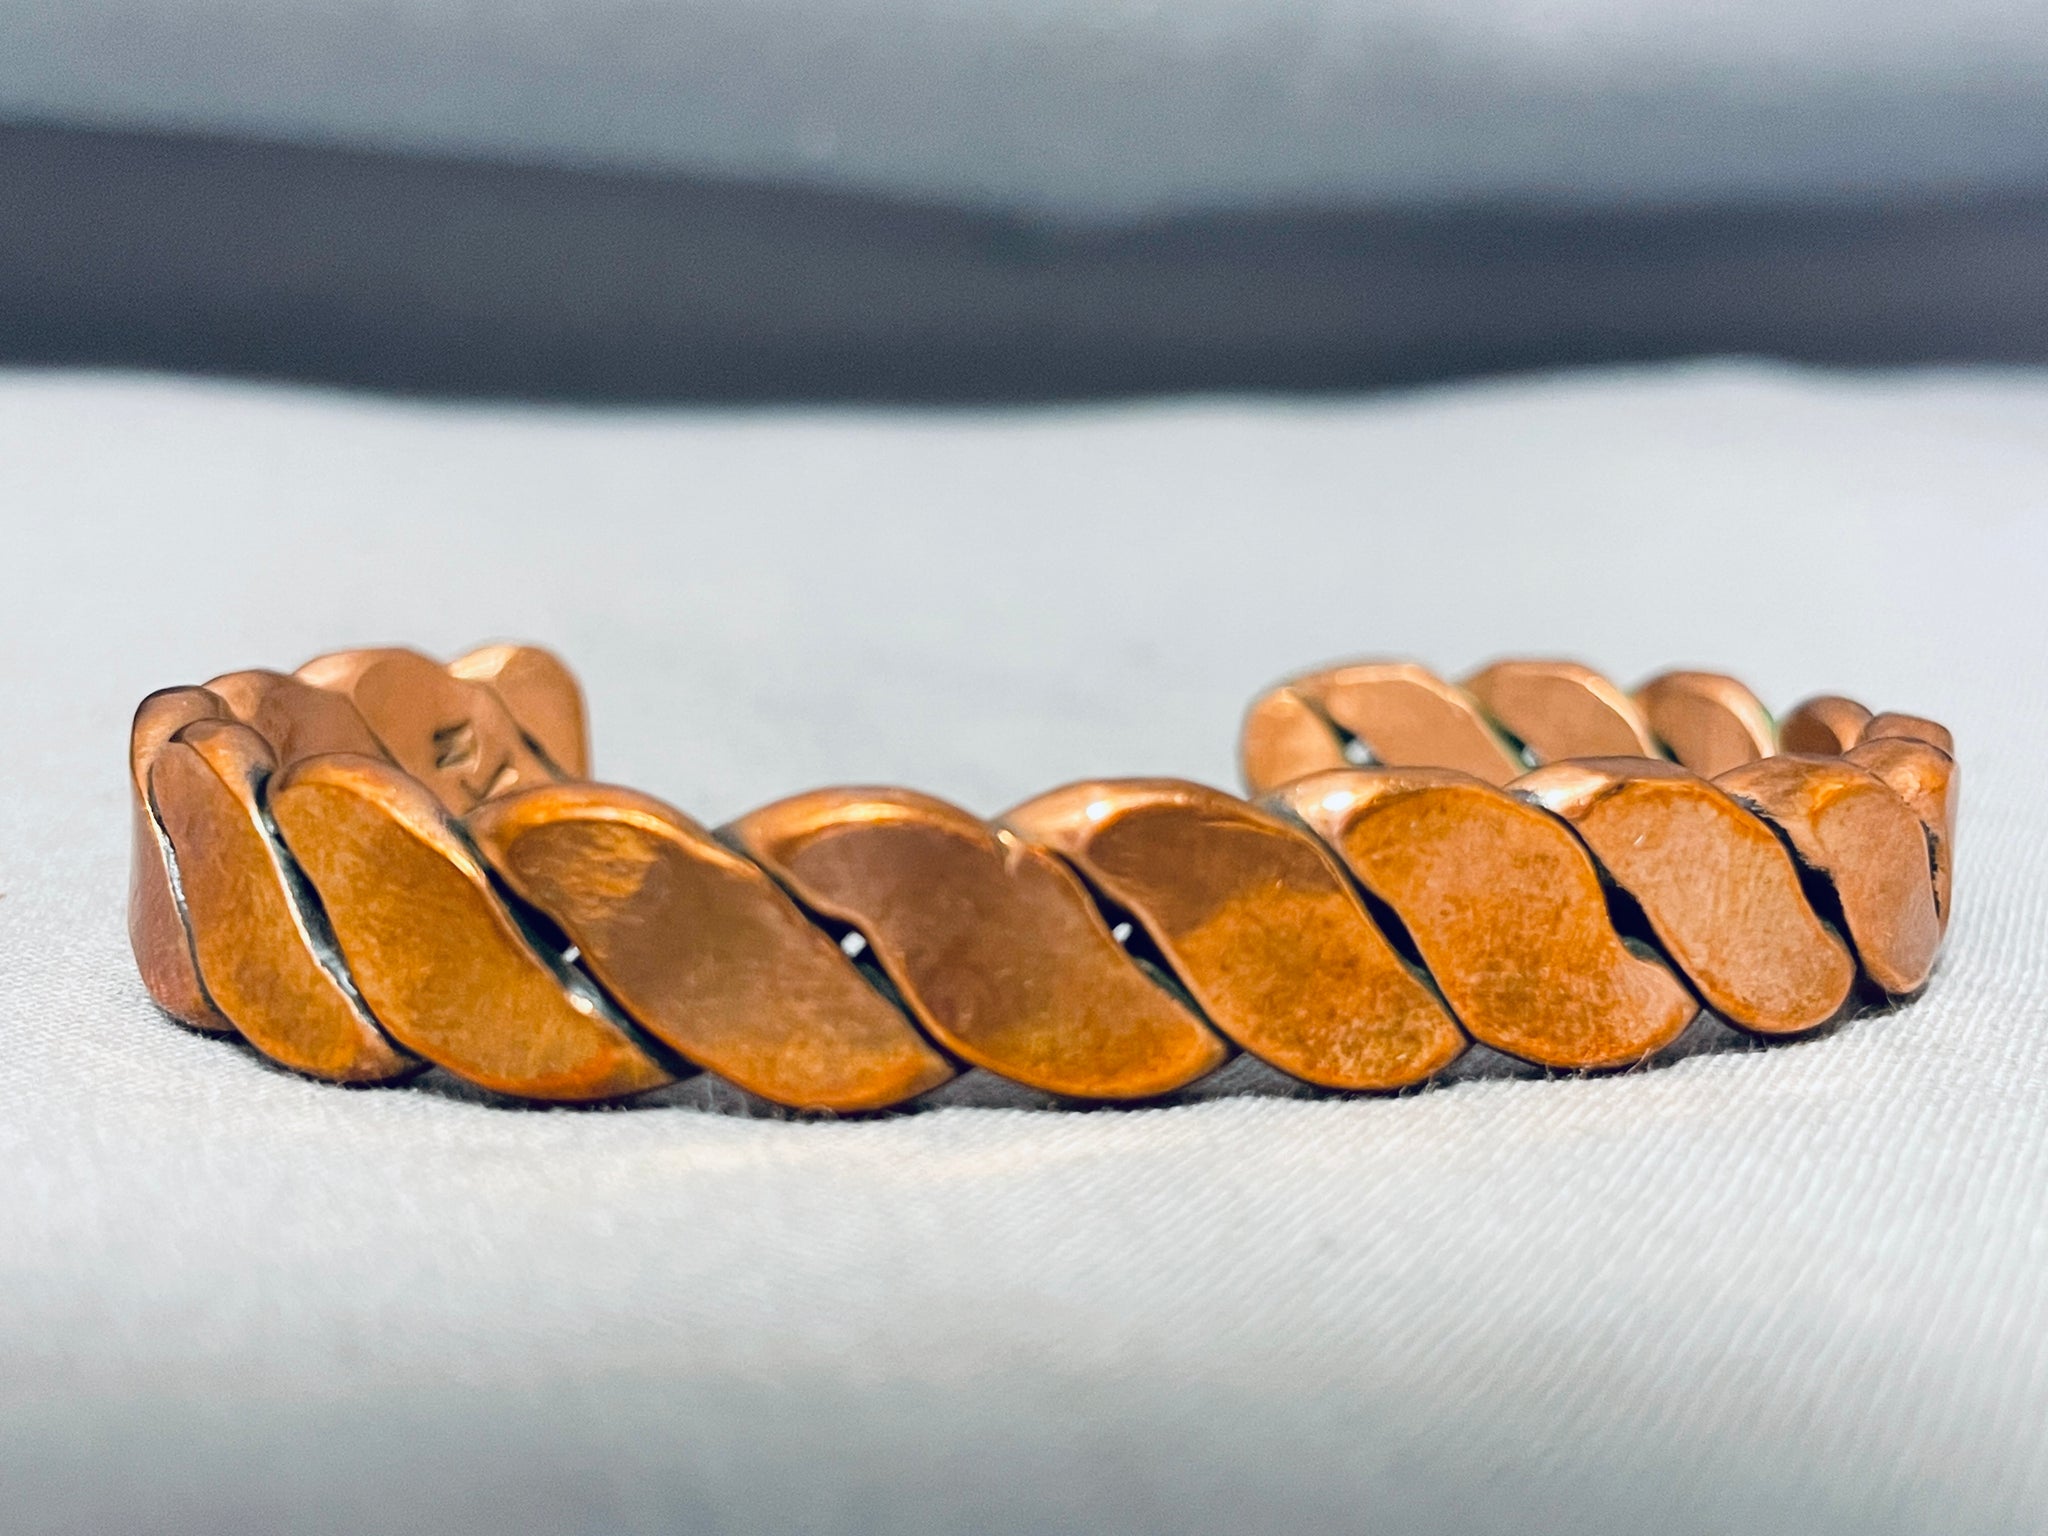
<box><xmin>1276</xmin><ymin>768</ymin><xmax>1699</xmax><ymax>1069</ymax></box>
<box><xmin>448</xmin><ymin>642</ymin><xmax>590</xmax><ymax>778</ymax></box>
<box><xmin>129</xmin><ymin>647</ymin><xmax>1954</xmax><ymax>1107</ymax></box>
<box><xmin>296</xmin><ymin>647</ymin><xmax>559</xmax><ymax>814</ymax></box>
<box><xmin>1517</xmin><ymin>758</ymin><xmax>1855</xmax><ymax>1034</ymax></box>
<box><xmin>1779</xmin><ymin>695</ymin><xmax>1874</xmax><ymax>756</ymax></box>
<box><xmin>128</xmin><ymin>686</ymin><xmax>234</xmax><ymax>1033</ymax></box>
<box><xmin>151</xmin><ymin>721</ymin><xmax>418</xmax><ymax>1083</ymax></box>
<box><xmin>470</xmin><ymin>782</ymin><xmax>954</xmax><ymax>1111</ymax></box>
<box><xmin>1461</xmin><ymin>660</ymin><xmax>1659</xmax><ymax>763</ymax></box>
<box><xmin>271</xmin><ymin>753</ymin><xmax>676</xmax><ymax>1101</ymax></box>
<box><xmin>1715</xmin><ymin>755</ymin><xmax>1940</xmax><ymax>995</ymax></box>
<box><xmin>1844</xmin><ymin>735</ymin><xmax>1957</xmax><ymax>929</ymax></box>
<box><xmin>1633</xmin><ymin>671</ymin><xmax>1777</xmax><ymax>778</ymax></box>
<box><xmin>1238</xmin><ymin>686</ymin><xmax>1351</xmax><ymax>799</ymax></box>
<box><xmin>1242</xmin><ymin>662</ymin><xmax>1522</xmax><ymax>796</ymax></box>
<box><xmin>202</xmin><ymin>668</ymin><xmax>387</xmax><ymax>767</ymax></box>
<box><xmin>728</xmin><ymin>787</ymin><xmax>1229</xmax><ymax>1099</ymax></box>
<box><xmin>1005</xmin><ymin>779</ymin><xmax>1466</xmax><ymax>1090</ymax></box>
<box><xmin>1862</xmin><ymin>711</ymin><xmax>1956</xmax><ymax>758</ymax></box>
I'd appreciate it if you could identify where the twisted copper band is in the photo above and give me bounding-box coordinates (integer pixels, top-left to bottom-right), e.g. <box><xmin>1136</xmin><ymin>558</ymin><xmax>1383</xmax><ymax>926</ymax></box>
<box><xmin>130</xmin><ymin>649</ymin><xmax>1955</xmax><ymax>1108</ymax></box>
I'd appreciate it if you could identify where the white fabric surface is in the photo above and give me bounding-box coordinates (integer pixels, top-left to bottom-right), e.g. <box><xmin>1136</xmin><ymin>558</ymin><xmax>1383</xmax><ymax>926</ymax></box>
<box><xmin>3</xmin><ymin>362</ymin><xmax>2047</xmax><ymax>1533</ymax></box>
<box><xmin>4</xmin><ymin>0</ymin><xmax>2047</xmax><ymax>216</ymax></box>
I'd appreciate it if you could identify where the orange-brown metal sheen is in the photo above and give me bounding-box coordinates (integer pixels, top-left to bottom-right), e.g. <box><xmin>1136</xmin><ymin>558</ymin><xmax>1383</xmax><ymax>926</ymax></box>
<box><xmin>128</xmin><ymin>686</ymin><xmax>234</xmax><ymax>1033</ymax></box>
<box><xmin>1461</xmin><ymin>660</ymin><xmax>1660</xmax><ymax>762</ymax></box>
<box><xmin>1302</xmin><ymin>662</ymin><xmax>1523</xmax><ymax>785</ymax></box>
<box><xmin>470</xmin><ymin>783</ymin><xmax>955</xmax><ymax>1111</ymax></box>
<box><xmin>449</xmin><ymin>643</ymin><xmax>591</xmax><ymax>778</ymax></box>
<box><xmin>270</xmin><ymin>754</ymin><xmax>675</xmax><ymax>1101</ymax></box>
<box><xmin>122</xmin><ymin>645</ymin><xmax>1962</xmax><ymax>1108</ymax></box>
<box><xmin>1715</xmin><ymin>755</ymin><xmax>1940</xmax><ymax>995</ymax></box>
<box><xmin>1861</xmin><ymin>711</ymin><xmax>1956</xmax><ymax>758</ymax></box>
<box><xmin>203</xmin><ymin>668</ymin><xmax>389</xmax><ymax>766</ymax></box>
<box><xmin>1845</xmin><ymin>735</ymin><xmax>1957</xmax><ymax>928</ymax></box>
<box><xmin>1516</xmin><ymin>758</ymin><xmax>1855</xmax><ymax>1034</ymax></box>
<box><xmin>1275</xmin><ymin>768</ymin><xmax>1698</xmax><ymax>1068</ymax></box>
<box><xmin>295</xmin><ymin>648</ymin><xmax>559</xmax><ymax>814</ymax></box>
<box><xmin>1238</xmin><ymin>687</ymin><xmax>1351</xmax><ymax>797</ymax></box>
<box><xmin>151</xmin><ymin>722</ymin><xmax>419</xmax><ymax>1083</ymax></box>
<box><xmin>727</xmin><ymin>787</ymin><xmax>1230</xmax><ymax>1099</ymax></box>
<box><xmin>1778</xmin><ymin>695</ymin><xmax>1873</xmax><ymax>756</ymax></box>
<box><xmin>1004</xmin><ymin>779</ymin><xmax>1466</xmax><ymax>1089</ymax></box>
<box><xmin>1634</xmin><ymin>671</ymin><xmax>1776</xmax><ymax>778</ymax></box>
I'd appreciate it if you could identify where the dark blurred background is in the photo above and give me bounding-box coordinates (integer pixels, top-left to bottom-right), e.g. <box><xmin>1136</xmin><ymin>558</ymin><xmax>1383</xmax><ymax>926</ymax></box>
<box><xmin>5</xmin><ymin>0</ymin><xmax>2047</xmax><ymax>402</ymax></box>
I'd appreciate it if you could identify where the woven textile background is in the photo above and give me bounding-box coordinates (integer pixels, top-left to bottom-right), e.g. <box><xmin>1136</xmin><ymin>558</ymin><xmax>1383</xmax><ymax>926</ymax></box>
<box><xmin>2</xmin><ymin>363</ymin><xmax>2045</xmax><ymax>1533</ymax></box>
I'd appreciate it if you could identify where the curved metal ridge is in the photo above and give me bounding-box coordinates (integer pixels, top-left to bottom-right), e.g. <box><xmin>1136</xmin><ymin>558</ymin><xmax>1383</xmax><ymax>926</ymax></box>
<box><xmin>129</xmin><ymin>648</ymin><xmax>1955</xmax><ymax>1108</ymax></box>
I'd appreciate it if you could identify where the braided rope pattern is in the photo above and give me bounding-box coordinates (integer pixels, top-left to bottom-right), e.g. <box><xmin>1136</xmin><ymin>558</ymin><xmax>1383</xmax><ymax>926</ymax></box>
<box><xmin>130</xmin><ymin>649</ymin><xmax>1955</xmax><ymax>1109</ymax></box>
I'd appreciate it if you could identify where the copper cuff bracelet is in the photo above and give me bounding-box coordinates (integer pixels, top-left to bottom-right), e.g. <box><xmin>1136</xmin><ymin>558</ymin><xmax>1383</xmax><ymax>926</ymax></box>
<box><xmin>129</xmin><ymin>648</ymin><xmax>1955</xmax><ymax>1109</ymax></box>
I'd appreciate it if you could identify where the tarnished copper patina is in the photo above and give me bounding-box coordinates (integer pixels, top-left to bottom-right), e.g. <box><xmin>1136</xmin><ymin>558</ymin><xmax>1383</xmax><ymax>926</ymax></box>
<box><xmin>126</xmin><ymin>646</ymin><xmax>1955</xmax><ymax>1107</ymax></box>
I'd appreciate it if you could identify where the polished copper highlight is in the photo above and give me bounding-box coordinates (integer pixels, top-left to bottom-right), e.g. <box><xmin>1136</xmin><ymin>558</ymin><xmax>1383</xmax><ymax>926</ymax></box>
<box><xmin>128</xmin><ymin>686</ymin><xmax>235</xmax><ymax>1034</ymax></box>
<box><xmin>271</xmin><ymin>754</ymin><xmax>675</xmax><ymax>1101</ymax></box>
<box><xmin>1242</xmin><ymin>661</ymin><xmax>1522</xmax><ymax>790</ymax></box>
<box><xmin>1276</xmin><ymin>768</ymin><xmax>1699</xmax><ymax>1069</ymax></box>
<box><xmin>1779</xmin><ymin>695</ymin><xmax>1874</xmax><ymax>757</ymax></box>
<box><xmin>448</xmin><ymin>642</ymin><xmax>591</xmax><ymax>778</ymax></box>
<box><xmin>469</xmin><ymin>782</ymin><xmax>953</xmax><ymax>1111</ymax></box>
<box><xmin>1631</xmin><ymin>671</ymin><xmax>1776</xmax><ymax>779</ymax></box>
<box><xmin>128</xmin><ymin>646</ymin><xmax>1954</xmax><ymax>1108</ymax></box>
<box><xmin>727</xmin><ymin>787</ymin><xmax>1229</xmax><ymax>1099</ymax></box>
<box><xmin>1517</xmin><ymin>758</ymin><xmax>1856</xmax><ymax>1034</ymax></box>
<box><xmin>1005</xmin><ymin>779</ymin><xmax>1465</xmax><ymax>1090</ymax></box>
<box><xmin>1461</xmin><ymin>660</ymin><xmax>1660</xmax><ymax>764</ymax></box>
<box><xmin>1844</xmin><ymin>735</ymin><xmax>1956</xmax><ymax>927</ymax></box>
<box><xmin>201</xmin><ymin>669</ymin><xmax>388</xmax><ymax>768</ymax></box>
<box><xmin>296</xmin><ymin>647</ymin><xmax>560</xmax><ymax>814</ymax></box>
<box><xmin>151</xmin><ymin>721</ymin><xmax>418</xmax><ymax>1083</ymax></box>
<box><xmin>1714</xmin><ymin>755</ymin><xmax>1940</xmax><ymax>995</ymax></box>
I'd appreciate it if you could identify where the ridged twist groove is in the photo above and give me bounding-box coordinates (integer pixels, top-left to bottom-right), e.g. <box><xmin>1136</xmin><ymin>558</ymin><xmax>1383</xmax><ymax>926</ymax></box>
<box><xmin>130</xmin><ymin>649</ymin><xmax>1955</xmax><ymax>1108</ymax></box>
